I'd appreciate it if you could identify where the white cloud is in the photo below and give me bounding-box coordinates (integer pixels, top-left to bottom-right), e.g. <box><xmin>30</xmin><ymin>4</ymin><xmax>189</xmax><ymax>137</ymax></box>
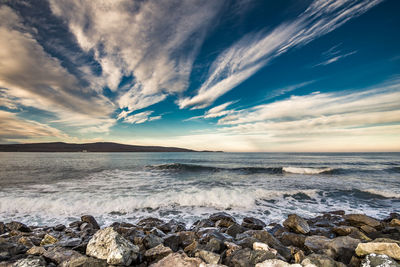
<box><xmin>179</xmin><ymin>0</ymin><xmax>383</xmax><ymax>109</ymax></box>
<box><xmin>49</xmin><ymin>0</ymin><xmax>225</xmax><ymax>112</ymax></box>
<box><xmin>314</xmin><ymin>45</ymin><xmax>357</xmax><ymax>67</ymax></box>
<box><xmin>119</xmin><ymin>111</ymin><xmax>161</xmax><ymax>124</ymax></box>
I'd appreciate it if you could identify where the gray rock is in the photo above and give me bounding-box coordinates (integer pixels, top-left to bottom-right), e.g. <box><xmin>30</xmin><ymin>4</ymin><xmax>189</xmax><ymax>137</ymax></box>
<box><xmin>228</xmin><ymin>248</ymin><xmax>276</xmax><ymax>267</ymax></box>
<box><xmin>163</xmin><ymin>234</ymin><xmax>180</xmax><ymax>252</ymax></box>
<box><xmin>80</xmin><ymin>215</ymin><xmax>100</xmax><ymax>230</ymax></box>
<box><xmin>143</xmin><ymin>233</ymin><xmax>163</xmax><ymax>249</ymax></box>
<box><xmin>361</xmin><ymin>254</ymin><xmax>400</xmax><ymax>267</ymax></box>
<box><xmin>226</xmin><ymin>224</ymin><xmax>246</xmax><ymax>238</ymax></box>
<box><xmin>278</xmin><ymin>232</ymin><xmax>306</xmax><ymax>249</ymax></box>
<box><xmin>149</xmin><ymin>252</ymin><xmax>204</xmax><ymax>267</ymax></box>
<box><xmin>241</xmin><ymin>217</ymin><xmax>266</xmax><ymax>230</ymax></box>
<box><xmin>283</xmin><ymin>214</ymin><xmax>310</xmax><ymax>235</ymax></box>
<box><xmin>53</xmin><ymin>224</ymin><xmax>66</xmax><ymax>232</ymax></box>
<box><xmin>158</xmin><ymin>219</ymin><xmax>186</xmax><ymax>234</ymax></box>
<box><xmin>86</xmin><ymin>227</ymin><xmax>139</xmax><ymax>266</ymax></box>
<box><xmin>0</xmin><ymin>238</ymin><xmax>28</xmax><ymax>258</ymax></box>
<box><xmin>209</xmin><ymin>213</ymin><xmax>235</xmax><ymax>223</ymax></box>
<box><xmin>43</xmin><ymin>247</ymin><xmax>85</xmax><ymax>265</ymax></box>
<box><xmin>13</xmin><ymin>256</ymin><xmax>46</xmax><ymax>267</ymax></box>
<box><xmin>144</xmin><ymin>244</ymin><xmax>173</xmax><ymax>263</ymax></box>
<box><xmin>344</xmin><ymin>214</ymin><xmax>380</xmax><ymax>228</ymax></box>
<box><xmin>178</xmin><ymin>231</ymin><xmax>198</xmax><ymax>248</ymax></box>
<box><xmin>0</xmin><ymin>222</ymin><xmax>7</xmax><ymax>235</ymax></box>
<box><xmin>59</xmin><ymin>255</ymin><xmax>107</xmax><ymax>267</ymax></box>
<box><xmin>5</xmin><ymin>222</ymin><xmax>31</xmax><ymax>233</ymax></box>
<box><xmin>256</xmin><ymin>259</ymin><xmax>301</xmax><ymax>267</ymax></box>
<box><xmin>301</xmin><ymin>254</ymin><xmax>346</xmax><ymax>267</ymax></box>
<box><xmin>196</xmin><ymin>250</ymin><xmax>220</xmax><ymax>264</ymax></box>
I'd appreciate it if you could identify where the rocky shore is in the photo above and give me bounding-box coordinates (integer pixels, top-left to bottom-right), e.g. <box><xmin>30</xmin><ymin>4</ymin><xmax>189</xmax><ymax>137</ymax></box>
<box><xmin>1</xmin><ymin>211</ymin><xmax>400</xmax><ymax>267</ymax></box>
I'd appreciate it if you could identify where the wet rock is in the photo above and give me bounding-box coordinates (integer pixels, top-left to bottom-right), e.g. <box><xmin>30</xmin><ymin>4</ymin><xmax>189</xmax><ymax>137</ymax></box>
<box><xmin>158</xmin><ymin>220</ymin><xmax>186</xmax><ymax>234</ymax></box>
<box><xmin>0</xmin><ymin>222</ymin><xmax>6</xmax><ymax>235</ymax></box>
<box><xmin>150</xmin><ymin>228</ymin><xmax>166</xmax><ymax>238</ymax></box>
<box><xmin>86</xmin><ymin>227</ymin><xmax>139</xmax><ymax>266</ymax></box>
<box><xmin>332</xmin><ymin>226</ymin><xmax>371</xmax><ymax>241</ymax></box>
<box><xmin>205</xmin><ymin>238</ymin><xmax>223</xmax><ymax>253</ymax></box>
<box><xmin>215</xmin><ymin>219</ymin><xmax>235</xmax><ymax>228</ymax></box>
<box><xmin>137</xmin><ymin>218</ymin><xmax>164</xmax><ymax>229</ymax></box>
<box><xmin>242</xmin><ymin>217</ymin><xmax>266</xmax><ymax>230</ymax></box>
<box><xmin>209</xmin><ymin>213</ymin><xmax>235</xmax><ymax>224</ymax></box>
<box><xmin>236</xmin><ymin>236</ymin><xmax>259</xmax><ymax>249</ymax></box>
<box><xmin>13</xmin><ymin>256</ymin><xmax>47</xmax><ymax>267</ymax></box>
<box><xmin>224</xmin><ymin>241</ymin><xmax>241</xmax><ymax>257</ymax></box>
<box><xmin>53</xmin><ymin>224</ymin><xmax>66</xmax><ymax>232</ymax></box>
<box><xmin>144</xmin><ymin>244</ymin><xmax>173</xmax><ymax>263</ymax></box>
<box><xmin>58</xmin><ymin>238</ymin><xmax>82</xmax><ymax>248</ymax></box>
<box><xmin>355</xmin><ymin>242</ymin><xmax>400</xmax><ymax>260</ymax></box>
<box><xmin>226</xmin><ymin>224</ymin><xmax>246</xmax><ymax>238</ymax></box>
<box><xmin>198</xmin><ymin>228</ymin><xmax>232</xmax><ymax>244</ymax></box>
<box><xmin>149</xmin><ymin>252</ymin><xmax>204</xmax><ymax>267</ymax></box>
<box><xmin>228</xmin><ymin>248</ymin><xmax>276</xmax><ymax>267</ymax></box>
<box><xmin>179</xmin><ymin>231</ymin><xmax>198</xmax><ymax>248</ymax></box>
<box><xmin>305</xmin><ymin>235</ymin><xmax>360</xmax><ymax>264</ymax></box>
<box><xmin>40</xmin><ymin>234</ymin><xmax>58</xmax><ymax>246</ymax></box>
<box><xmin>283</xmin><ymin>214</ymin><xmax>310</xmax><ymax>235</ymax></box>
<box><xmin>43</xmin><ymin>246</ymin><xmax>86</xmax><ymax>265</ymax></box>
<box><xmin>72</xmin><ymin>242</ymin><xmax>88</xmax><ymax>254</ymax></box>
<box><xmin>253</xmin><ymin>242</ymin><xmax>277</xmax><ymax>255</ymax></box>
<box><xmin>26</xmin><ymin>246</ymin><xmax>46</xmax><ymax>256</ymax></box>
<box><xmin>80</xmin><ymin>215</ymin><xmax>100</xmax><ymax>230</ymax></box>
<box><xmin>59</xmin><ymin>255</ymin><xmax>107</xmax><ymax>267</ymax></box>
<box><xmin>255</xmin><ymin>259</ymin><xmax>301</xmax><ymax>267</ymax></box>
<box><xmin>184</xmin><ymin>240</ymin><xmax>199</xmax><ymax>257</ymax></box>
<box><xmin>196</xmin><ymin>250</ymin><xmax>221</xmax><ymax>264</ymax></box>
<box><xmin>344</xmin><ymin>214</ymin><xmax>380</xmax><ymax>228</ymax></box>
<box><xmin>0</xmin><ymin>238</ymin><xmax>28</xmax><ymax>258</ymax></box>
<box><xmin>192</xmin><ymin>219</ymin><xmax>215</xmax><ymax>231</ymax></box>
<box><xmin>163</xmin><ymin>234</ymin><xmax>180</xmax><ymax>252</ymax></box>
<box><xmin>301</xmin><ymin>253</ymin><xmax>346</xmax><ymax>267</ymax></box>
<box><xmin>278</xmin><ymin>232</ymin><xmax>306</xmax><ymax>249</ymax></box>
<box><xmin>143</xmin><ymin>233</ymin><xmax>163</xmax><ymax>249</ymax></box>
<box><xmin>361</xmin><ymin>254</ymin><xmax>400</xmax><ymax>267</ymax></box>
<box><xmin>68</xmin><ymin>221</ymin><xmax>82</xmax><ymax>230</ymax></box>
<box><xmin>5</xmin><ymin>222</ymin><xmax>31</xmax><ymax>233</ymax></box>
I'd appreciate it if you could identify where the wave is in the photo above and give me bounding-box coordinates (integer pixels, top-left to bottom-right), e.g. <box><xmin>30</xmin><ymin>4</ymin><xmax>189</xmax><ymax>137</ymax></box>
<box><xmin>360</xmin><ymin>189</ymin><xmax>400</xmax><ymax>199</ymax></box>
<box><xmin>149</xmin><ymin>163</ymin><xmax>336</xmax><ymax>175</ymax></box>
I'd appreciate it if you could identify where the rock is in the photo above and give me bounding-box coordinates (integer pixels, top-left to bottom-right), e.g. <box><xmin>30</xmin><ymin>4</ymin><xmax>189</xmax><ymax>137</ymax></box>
<box><xmin>5</xmin><ymin>222</ymin><xmax>31</xmax><ymax>233</ymax></box>
<box><xmin>137</xmin><ymin>218</ymin><xmax>164</xmax><ymax>229</ymax></box>
<box><xmin>43</xmin><ymin>246</ymin><xmax>86</xmax><ymax>265</ymax></box>
<box><xmin>0</xmin><ymin>238</ymin><xmax>28</xmax><ymax>258</ymax></box>
<box><xmin>226</xmin><ymin>224</ymin><xmax>246</xmax><ymax>238</ymax></box>
<box><xmin>255</xmin><ymin>259</ymin><xmax>301</xmax><ymax>267</ymax></box>
<box><xmin>13</xmin><ymin>256</ymin><xmax>47</xmax><ymax>267</ymax></box>
<box><xmin>293</xmin><ymin>250</ymin><xmax>305</xmax><ymax>264</ymax></box>
<box><xmin>224</xmin><ymin>241</ymin><xmax>241</xmax><ymax>257</ymax></box>
<box><xmin>86</xmin><ymin>227</ymin><xmax>139</xmax><ymax>266</ymax></box>
<box><xmin>149</xmin><ymin>252</ymin><xmax>204</xmax><ymax>267</ymax></box>
<box><xmin>80</xmin><ymin>215</ymin><xmax>100</xmax><ymax>230</ymax></box>
<box><xmin>0</xmin><ymin>222</ymin><xmax>6</xmax><ymax>235</ymax></box>
<box><xmin>373</xmin><ymin>238</ymin><xmax>400</xmax><ymax>245</ymax></box>
<box><xmin>355</xmin><ymin>242</ymin><xmax>400</xmax><ymax>260</ymax></box>
<box><xmin>344</xmin><ymin>214</ymin><xmax>380</xmax><ymax>228</ymax></box>
<box><xmin>215</xmin><ymin>219</ymin><xmax>235</xmax><ymax>228</ymax></box>
<box><xmin>158</xmin><ymin>220</ymin><xmax>186</xmax><ymax>234</ymax></box>
<box><xmin>236</xmin><ymin>236</ymin><xmax>259</xmax><ymax>249</ymax></box>
<box><xmin>26</xmin><ymin>246</ymin><xmax>46</xmax><ymax>256</ymax></box>
<box><xmin>69</xmin><ymin>221</ymin><xmax>83</xmax><ymax>230</ymax></box>
<box><xmin>332</xmin><ymin>226</ymin><xmax>371</xmax><ymax>241</ymax></box>
<box><xmin>196</xmin><ymin>250</ymin><xmax>220</xmax><ymax>264</ymax></box>
<box><xmin>205</xmin><ymin>238</ymin><xmax>223</xmax><ymax>253</ymax></box>
<box><xmin>17</xmin><ymin>237</ymin><xmax>34</xmax><ymax>248</ymax></box>
<box><xmin>40</xmin><ymin>234</ymin><xmax>58</xmax><ymax>246</ymax></box>
<box><xmin>361</xmin><ymin>253</ymin><xmax>400</xmax><ymax>267</ymax></box>
<box><xmin>59</xmin><ymin>255</ymin><xmax>108</xmax><ymax>267</ymax></box>
<box><xmin>53</xmin><ymin>224</ymin><xmax>66</xmax><ymax>232</ymax></box>
<box><xmin>283</xmin><ymin>214</ymin><xmax>310</xmax><ymax>235</ymax></box>
<box><xmin>253</xmin><ymin>242</ymin><xmax>277</xmax><ymax>255</ymax></box>
<box><xmin>301</xmin><ymin>254</ymin><xmax>346</xmax><ymax>267</ymax></box>
<box><xmin>163</xmin><ymin>234</ymin><xmax>180</xmax><ymax>252</ymax></box>
<box><xmin>179</xmin><ymin>231</ymin><xmax>198</xmax><ymax>248</ymax></box>
<box><xmin>278</xmin><ymin>232</ymin><xmax>306</xmax><ymax>249</ymax></box>
<box><xmin>144</xmin><ymin>244</ymin><xmax>173</xmax><ymax>263</ymax></box>
<box><xmin>58</xmin><ymin>238</ymin><xmax>82</xmax><ymax>248</ymax></box>
<box><xmin>361</xmin><ymin>225</ymin><xmax>377</xmax><ymax>234</ymax></box>
<box><xmin>228</xmin><ymin>248</ymin><xmax>276</xmax><ymax>267</ymax></box>
<box><xmin>305</xmin><ymin>235</ymin><xmax>360</xmax><ymax>264</ymax></box>
<box><xmin>144</xmin><ymin>233</ymin><xmax>164</xmax><ymax>249</ymax></box>
<box><xmin>242</xmin><ymin>217</ymin><xmax>266</xmax><ymax>230</ymax></box>
<box><xmin>390</xmin><ymin>219</ymin><xmax>400</xmax><ymax>227</ymax></box>
<box><xmin>209</xmin><ymin>213</ymin><xmax>235</xmax><ymax>223</ymax></box>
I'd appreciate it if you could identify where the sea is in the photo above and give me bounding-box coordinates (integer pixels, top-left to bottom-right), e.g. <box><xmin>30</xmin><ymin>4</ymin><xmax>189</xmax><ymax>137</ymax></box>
<box><xmin>0</xmin><ymin>152</ymin><xmax>399</xmax><ymax>227</ymax></box>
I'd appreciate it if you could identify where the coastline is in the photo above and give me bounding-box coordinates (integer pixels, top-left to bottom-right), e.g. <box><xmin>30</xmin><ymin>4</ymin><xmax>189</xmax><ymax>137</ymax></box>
<box><xmin>1</xmin><ymin>211</ymin><xmax>399</xmax><ymax>266</ymax></box>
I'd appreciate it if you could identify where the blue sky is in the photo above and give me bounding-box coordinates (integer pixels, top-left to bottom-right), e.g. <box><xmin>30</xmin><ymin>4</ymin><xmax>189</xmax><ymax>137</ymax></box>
<box><xmin>0</xmin><ymin>0</ymin><xmax>399</xmax><ymax>152</ymax></box>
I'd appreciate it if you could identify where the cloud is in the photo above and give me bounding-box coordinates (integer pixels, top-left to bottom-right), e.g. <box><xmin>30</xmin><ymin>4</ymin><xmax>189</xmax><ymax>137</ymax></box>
<box><xmin>179</xmin><ymin>0</ymin><xmax>383</xmax><ymax>109</ymax></box>
<box><xmin>0</xmin><ymin>110</ymin><xmax>69</xmax><ymax>143</ymax></box>
<box><xmin>264</xmin><ymin>80</ymin><xmax>316</xmax><ymax>101</ymax></box>
<box><xmin>118</xmin><ymin>110</ymin><xmax>161</xmax><ymax>124</ymax></box>
<box><xmin>49</xmin><ymin>0</ymin><xmax>225</xmax><ymax>112</ymax></box>
<box><xmin>0</xmin><ymin>5</ymin><xmax>115</xmax><ymax>133</ymax></box>
<box><xmin>314</xmin><ymin>44</ymin><xmax>357</xmax><ymax>66</ymax></box>
<box><xmin>185</xmin><ymin>101</ymin><xmax>237</xmax><ymax>121</ymax></box>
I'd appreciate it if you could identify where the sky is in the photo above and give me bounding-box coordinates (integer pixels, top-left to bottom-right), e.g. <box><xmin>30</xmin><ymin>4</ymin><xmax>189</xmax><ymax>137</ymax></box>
<box><xmin>0</xmin><ymin>0</ymin><xmax>399</xmax><ymax>152</ymax></box>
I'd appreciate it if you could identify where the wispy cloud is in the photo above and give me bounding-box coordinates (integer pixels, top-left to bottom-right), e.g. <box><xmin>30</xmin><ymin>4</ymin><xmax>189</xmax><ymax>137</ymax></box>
<box><xmin>118</xmin><ymin>110</ymin><xmax>161</xmax><ymax>124</ymax></box>
<box><xmin>314</xmin><ymin>44</ymin><xmax>357</xmax><ymax>67</ymax></box>
<box><xmin>185</xmin><ymin>101</ymin><xmax>237</xmax><ymax>121</ymax></box>
<box><xmin>178</xmin><ymin>0</ymin><xmax>383</xmax><ymax>109</ymax></box>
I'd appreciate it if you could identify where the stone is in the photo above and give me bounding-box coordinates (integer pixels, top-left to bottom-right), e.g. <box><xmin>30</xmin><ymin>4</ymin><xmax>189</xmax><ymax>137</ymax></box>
<box><xmin>278</xmin><ymin>232</ymin><xmax>306</xmax><ymax>249</ymax></box>
<box><xmin>305</xmin><ymin>235</ymin><xmax>360</xmax><ymax>264</ymax></box>
<box><xmin>26</xmin><ymin>246</ymin><xmax>46</xmax><ymax>256</ymax></box>
<box><xmin>293</xmin><ymin>250</ymin><xmax>305</xmax><ymax>264</ymax></box>
<box><xmin>158</xmin><ymin>220</ymin><xmax>186</xmax><ymax>234</ymax></box>
<box><xmin>196</xmin><ymin>250</ymin><xmax>220</xmax><ymax>264</ymax></box>
<box><xmin>253</xmin><ymin>242</ymin><xmax>277</xmax><ymax>255</ymax></box>
<box><xmin>283</xmin><ymin>214</ymin><xmax>310</xmax><ymax>235</ymax></box>
<box><xmin>344</xmin><ymin>214</ymin><xmax>380</xmax><ymax>228</ymax></box>
<box><xmin>149</xmin><ymin>252</ymin><xmax>204</xmax><ymax>267</ymax></box>
<box><xmin>0</xmin><ymin>238</ymin><xmax>28</xmax><ymax>257</ymax></box>
<box><xmin>332</xmin><ymin>226</ymin><xmax>371</xmax><ymax>241</ymax></box>
<box><xmin>144</xmin><ymin>233</ymin><xmax>164</xmax><ymax>249</ymax></box>
<box><xmin>355</xmin><ymin>242</ymin><xmax>400</xmax><ymax>260</ymax></box>
<box><xmin>59</xmin><ymin>255</ymin><xmax>108</xmax><ymax>267</ymax></box>
<box><xmin>226</xmin><ymin>224</ymin><xmax>246</xmax><ymax>238</ymax></box>
<box><xmin>43</xmin><ymin>247</ymin><xmax>86</xmax><ymax>265</ymax></box>
<box><xmin>361</xmin><ymin>254</ymin><xmax>400</xmax><ymax>267</ymax></box>
<box><xmin>192</xmin><ymin>219</ymin><xmax>215</xmax><ymax>230</ymax></box>
<box><xmin>242</xmin><ymin>217</ymin><xmax>266</xmax><ymax>230</ymax></box>
<box><xmin>5</xmin><ymin>222</ymin><xmax>31</xmax><ymax>233</ymax></box>
<box><xmin>361</xmin><ymin>225</ymin><xmax>377</xmax><ymax>234</ymax></box>
<box><xmin>215</xmin><ymin>219</ymin><xmax>235</xmax><ymax>228</ymax></box>
<box><xmin>17</xmin><ymin>237</ymin><xmax>34</xmax><ymax>248</ymax></box>
<box><xmin>228</xmin><ymin>248</ymin><xmax>276</xmax><ymax>267</ymax></box>
<box><xmin>209</xmin><ymin>213</ymin><xmax>235</xmax><ymax>223</ymax></box>
<box><xmin>255</xmin><ymin>259</ymin><xmax>302</xmax><ymax>267</ymax></box>
<box><xmin>137</xmin><ymin>218</ymin><xmax>164</xmax><ymax>229</ymax></box>
<box><xmin>86</xmin><ymin>227</ymin><xmax>139</xmax><ymax>266</ymax></box>
<box><xmin>183</xmin><ymin>240</ymin><xmax>199</xmax><ymax>257</ymax></box>
<box><xmin>236</xmin><ymin>236</ymin><xmax>259</xmax><ymax>249</ymax></box>
<box><xmin>80</xmin><ymin>215</ymin><xmax>100</xmax><ymax>230</ymax></box>
<box><xmin>13</xmin><ymin>256</ymin><xmax>47</xmax><ymax>267</ymax></box>
<box><xmin>0</xmin><ymin>222</ymin><xmax>6</xmax><ymax>235</ymax></box>
<box><xmin>390</xmin><ymin>219</ymin><xmax>400</xmax><ymax>227</ymax></box>
<box><xmin>40</xmin><ymin>234</ymin><xmax>58</xmax><ymax>246</ymax></box>
<box><xmin>224</xmin><ymin>241</ymin><xmax>241</xmax><ymax>257</ymax></box>
<box><xmin>58</xmin><ymin>238</ymin><xmax>82</xmax><ymax>248</ymax></box>
<box><xmin>179</xmin><ymin>231</ymin><xmax>198</xmax><ymax>248</ymax></box>
<box><xmin>53</xmin><ymin>224</ymin><xmax>66</xmax><ymax>232</ymax></box>
<box><xmin>144</xmin><ymin>244</ymin><xmax>173</xmax><ymax>263</ymax></box>
<box><xmin>163</xmin><ymin>234</ymin><xmax>180</xmax><ymax>252</ymax></box>
<box><xmin>205</xmin><ymin>238</ymin><xmax>222</xmax><ymax>253</ymax></box>
<box><xmin>301</xmin><ymin>254</ymin><xmax>346</xmax><ymax>267</ymax></box>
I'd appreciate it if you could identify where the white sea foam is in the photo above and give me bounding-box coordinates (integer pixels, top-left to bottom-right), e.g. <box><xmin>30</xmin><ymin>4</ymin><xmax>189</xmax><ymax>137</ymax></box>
<box><xmin>282</xmin><ymin>166</ymin><xmax>333</xmax><ymax>174</ymax></box>
<box><xmin>362</xmin><ymin>189</ymin><xmax>400</xmax><ymax>199</ymax></box>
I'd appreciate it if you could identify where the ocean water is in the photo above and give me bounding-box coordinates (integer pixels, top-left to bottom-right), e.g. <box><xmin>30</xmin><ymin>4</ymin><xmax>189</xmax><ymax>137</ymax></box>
<box><xmin>0</xmin><ymin>152</ymin><xmax>399</xmax><ymax>227</ymax></box>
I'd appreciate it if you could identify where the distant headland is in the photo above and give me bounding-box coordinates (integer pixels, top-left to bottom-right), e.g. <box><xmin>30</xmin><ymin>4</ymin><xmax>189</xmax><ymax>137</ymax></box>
<box><xmin>0</xmin><ymin>142</ymin><xmax>213</xmax><ymax>152</ymax></box>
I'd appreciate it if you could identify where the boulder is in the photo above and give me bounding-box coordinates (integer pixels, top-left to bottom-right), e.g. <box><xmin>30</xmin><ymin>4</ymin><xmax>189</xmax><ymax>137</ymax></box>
<box><xmin>17</xmin><ymin>237</ymin><xmax>34</xmax><ymax>248</ymax></box>
<box><xmin>13</xmin><ymin>256</ymin><xmax>47</xmax><ymax>267</ymax></box>
<box><xmin>361</xmin><ymin>254</ymin><xmax>400</xmax><ymax>267</ymax></box>
<box><xmin>158</xmin><ymin>220</ymin><xmax>186</xmax><ymax>234</ymax></box>
<box><xmin>205</xmin><ymin>238</ymin><xmax>223</xmax><ymax>253</ymax></box>
<box><xmin>86</xmin><ymin>227</ymin><xmax>139</xmax><ymax>266</ymax></box>
<box><xmin>226</xmin><ymin>224</ymin><xmax>246</xmax><ymax>238</ymax></box>
<box><xmin>144</xmin><ymin>244</ymin><xmax>173</xmax><ymax>263</ymax></box>
<box><xmin>355</xmin><ymin>242</ymin><xmax>400</xmax><ymax>260</ymax></box>
<box><xmin>149</xmin><ymin>252</ymin><xmax>204</xmax><ymax>267</ymax></box>
<box><xmin>163</xmin><ymin>234</ymin><xmax>180</xmax><ymax>252</ymax></box>
<box><xmin>228</xmin><ymin>248</ymin><xmax>276</xmax><ymax>267</ymax></box>
<box><xmin>40</xmin><ymin>234</ymin><xmax>58</xmax><ymax>246</ymax></box>
<box><xmin>215</xmin><ymin>219</ymin><xmax>235</xmax><ymax>228</ymax></box>
<box><xmin>209</xmin><ymin>213</ymin><xmax>235</xmax><ymax>223</ymax></box>
<box><xmin>283</xmin><ymin>214</ymin><xmax>310</xmax><ymax>235</ymax></box>
<box><xmin>332</xmin><ymin>226</ymin><xmax>371</xmax><ymax>241</ymax></box>
<box><xmin>59</xmin><ymin>255</ymin><xmax>107</xmax><ymax>267</ymax></box>
<box><xmin>390</xmin><ymin>219</ymin><xmax>400</xmax><ymax>227</ymax></box>
<box><xmin>301</xmin><ymin>254</ymin><xmax>346</xmax><ymax>267</ymax></box>
<box><xmin>224</xmin><ymin>241</ymin><xmax>241</xmax><ymax>257</ymax></box>
<box><xmin>0</xmin><ymin>222</ymin><xmax>6</xmax><ymax>235</ymax></box>
<box><xmin>43</xmin><ymin>246</ymin><xmax>86</xmax><ymax>265</ymax></box>
<box><xmin>255</xmin><ymin>259</ymin><xmax>301</xmax><ymax>267</ymax></box>
<box><xmin>5</xmin><ymin>222</ymin><xmax>31</xmax><ymax>233</ymax></box>
<box><xmin>278</xmin><ymin>232</ymin><xmax>306</xmax><ymax>249</ymax></box>
<box><xmin>0</xmin><ymin>238</ymin><xmax>28</xmax><ymax>258</ymax></box>
<box><xmin>253</xmin><ymin>242</ymin><xmax>277</xmax><ymax>255</ymax></box>
<box><xmin>344</xmin><ymin>214</ymin><xmax>380</xmax><ymax>228</ymax></box>
<box><xmin>26</xmin><ymin>246</ymin><xmax>46</xmax><ymax>256</ymax></box>
<box><xmin>143</xmin><ymin>234</ymin><xmax>163</xmax><ymax>249</ymax></box>
<box><xmin>80</xmin><ymin>215</ymin><xmax>100</xmax><ymax>230</ymax></box>
<box><xmin>241</xmin><ymin>217</ymin><xmax>266</xmax><ymax>230</ymax></box>
<box><xmin>137</xmin><ymin>218</ymin><xmax>164</xmax><ymax>229</ymax></box>
<box><xmin>179</xmin><ymin>231</ymin><xmax>198</xmax><ymax>248</ymax></box>
<box><xmin>53</xmin><ymin>224</ymin><xmax>66</xmax><ymax>232</ymax></box>
<box><xmin>183</xmin><ymin>240</ymin><xmax>199</xmax><ymax>257</ymax></box>
<box><xmin>196</xmin><ymin>250</ymin><xmax>220</xmax><ymax>264</ymax></box>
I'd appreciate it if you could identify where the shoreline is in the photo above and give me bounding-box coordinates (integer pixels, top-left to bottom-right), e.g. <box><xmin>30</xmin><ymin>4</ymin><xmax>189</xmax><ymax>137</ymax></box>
<box><xmin>1</xmin><ymin>211</ymin><xmax>399</xmax><ymax>266</ymax></box>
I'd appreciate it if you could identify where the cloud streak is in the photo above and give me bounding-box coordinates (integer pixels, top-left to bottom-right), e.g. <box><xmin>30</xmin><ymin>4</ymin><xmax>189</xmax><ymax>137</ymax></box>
<box><xmin>179</xmin><ymin>0</ymin><xmax>383</xmax><ymax>109</ymax></box>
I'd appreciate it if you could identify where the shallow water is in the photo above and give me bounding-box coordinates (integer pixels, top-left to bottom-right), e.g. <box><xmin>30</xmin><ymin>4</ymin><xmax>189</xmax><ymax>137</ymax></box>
<box><xmin>0</xmin><ymin>152</ymin><xmax>399</xmax><ymax>226</ymax></box>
